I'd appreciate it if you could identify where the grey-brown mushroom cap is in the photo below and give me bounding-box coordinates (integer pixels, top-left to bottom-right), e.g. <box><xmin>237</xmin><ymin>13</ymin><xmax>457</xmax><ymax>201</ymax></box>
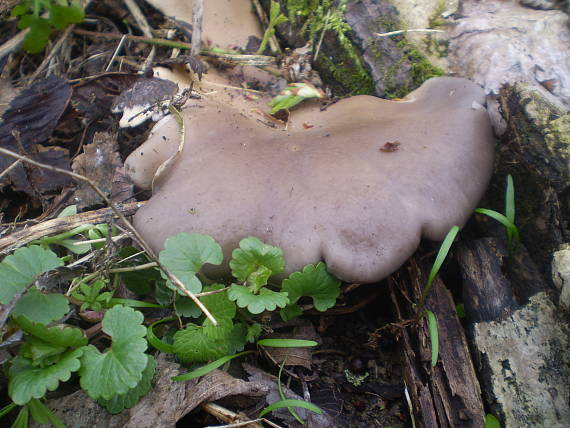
<box><xmin>130</xmin><ymin>77</ymin><xmax>494</xmax><ymax>283</ymax></box>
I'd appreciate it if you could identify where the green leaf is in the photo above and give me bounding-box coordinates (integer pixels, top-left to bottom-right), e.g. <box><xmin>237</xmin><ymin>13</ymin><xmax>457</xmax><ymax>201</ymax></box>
<box><xmin>257</xmin><ymin>338</ymin><xmax>318</xmax><ymax>348</ymax></box>
<box><xmin>23</xmin><ymin>18</ymin><xmax>52</xmax><ymax>53</ymax></box>
<box><xmin>9</xmin><ymin>349</ymin><xmax>84</xmax><ymax>405</ymax></box>
<box><xmin>12</xmin><ymin>288</ymin><xmax>69</xmax><ymax>324</ymax></box>
<box><xmin>159</xmin><ymin>233</ymin><xmax>223</xmax><ymax>294</ymax></box>
<box><xmin>0</xmin><ymin>402</ymin><xmax>17</xmax><ymax>419</ymax></box>
<box><xmin>11</xmin><ymin>4</ymin><xmax>29</xmax><ymax>17</ymax></box>
<box><xmin>28</xmin><ymin>398</ymin><xmax>67</xmax><ymax>428</ymax></box>
<box><xmin>147</xmin><ymin>318</ymin><xmax>175</xmax><ymax>353</ymax></box>
<box><xmin>57</xmin><ymin>205</ymin><xmax>77</xmax><ymax>217</ymax></box>
<box><xmin>117</xmin><ymin>248</ymin><xmax>160</xmax><ymax>295</ymax></box>
<box><xmin>98</xmin><ymin>355</ymin><xmax>157</xmax><ymax>414</ymax></box>
<box><xmin>11</xmin><ymin>406</ymin><xmax>29</xmax><ymax>428</ymax></box>
<box><xmin>427</xmin><ymin>226</ymin><xmax>459</xmax><ymax>289</ymax></box>
<box><xmin>227</xmin><ymin>322</ymin><xmax>248</xmax><ymax>354</ymax></box>
<box><xmin>259</xmin><ymin>399</ymin><xmax>323</xmax><ymax>418</ymax></box>
<box><xmin>485</xmin><ymin>413</ymin><xmax>501</xmax><ymax>428</ymax></box>
<box><xmin>280</xmin><ymin>303</ymin><xmax>303</xmax><ymax>321</ymax></box>
<box><xmin>282</xmin><ymin>262</ymin><xmax>340</xmax><ymax>311</ymax></box>
<box><xmin>246</xmin><ymin>323</ymin><xmax>262</xmax><ymax>343</ymax></box>
<box><xmin>427</xmin><ymin>310</ymin><xmax>439</xmax><ymax>367</ymax></box>
<box><xmin>228</xmin><ymin>284</ymin><xmax>289</xmax><ymax>314</ymax></box>
<box><xmin>229</xmin><ymin>237</ymin><xmax>284</xmax><ymax>289</ymax></box>
<box><xmin>79</xmin><ymin>306</ymin><xmax>148</xmax><ymax>400</ymax></box>
<box><xmin>154</xmin><ymin>278</ymin><xmax>174</xmax><ymax>306</ymax></box>
<box><xmin>0</xmin><ymin>245</ymin><xmax>62</xmax><ymax>304</ymax></box>
<box><xmin>505</xmin><ymin>175</ymin><xmax>515</xmax><ymax>225</ymax></box>
<box><xmin>173</xmin><ymin>351</ymin><xmax>254</xmax><ymax>382</ymax></box>
<box><xmin>174</xmin><ymin>295</ymin><xmax>201</xmax><ymax>317</ymax></box>
<box><xmin>49</xmin><ymin>4</ymin><xmax>84</xmax><ymax>30</ymax></box>
<box><xmin>173</xmin><ymin>324</ymin><xmax>229</xmax><ymax>363</ymax></box>
<box><xmin>15</xmin><ymin>316</ymin><xmax>87</xmax><ymax>348</ymax></box>
<box><xmin>201</xmin><ymin>284</ymin><xmax>236</xmax><ymax>323</ymax></box>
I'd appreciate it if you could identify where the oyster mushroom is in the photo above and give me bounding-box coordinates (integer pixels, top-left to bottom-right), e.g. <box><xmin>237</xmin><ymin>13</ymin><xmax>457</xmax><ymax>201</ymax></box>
<box><xmin>126</xmin><ymin>77</ymin><xmax>494</xmax><ymax>283</ymax></box>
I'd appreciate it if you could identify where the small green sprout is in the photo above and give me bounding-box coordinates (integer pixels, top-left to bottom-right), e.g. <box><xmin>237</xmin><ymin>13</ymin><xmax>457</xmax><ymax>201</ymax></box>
<box><xmin>475</xmin><ymin>174</ymin><xmax>520</xmax><ymax>254</ymax></box>
<box><xmin>12</xmin><ymin>0</ymin><xmax>84</xmax><ymax>53</ymax></box>
<box><xmin>257</xmin><ymin>0</ymin><xmax>288</xmax><ymax>55</ymax></box>
<box><xmin>269</xmin><ymin>82</ymin><xmax>325</xmax><ymax>114</ymax></box>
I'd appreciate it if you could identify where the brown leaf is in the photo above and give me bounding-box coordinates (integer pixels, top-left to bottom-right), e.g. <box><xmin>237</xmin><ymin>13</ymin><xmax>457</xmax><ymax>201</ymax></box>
<box><xmin>72</xmin><ymin>132</ymin><xmax>122</xmax><ymax>209</ymax></box>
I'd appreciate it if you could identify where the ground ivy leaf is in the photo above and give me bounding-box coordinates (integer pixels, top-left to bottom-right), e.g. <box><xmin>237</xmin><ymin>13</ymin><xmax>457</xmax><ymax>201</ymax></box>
<box><xmin>282</xmin><ymin>262</ymin><xmax>340</xmax><ymax>312</ymax></box>
<box><xmin>173</xmin><ymin>324</ymin><xmax>227</xmax><ymax>363</ymax></box>
<box><xmin>20</xmin><ymin>337</ymin><xmax>67</xmax><ymax>366</ymax></box>
<box><xmin>79</xmin><ymin>306</ymin><xmax>148</xmax><ymax>400</ymax></box>
<box><xmin>227</xmin><ymin>323</ymin><xmax>248</xmax><ymax>354</ymax></box>
<box><xmin>229</xmin><ymin>237</ymin><xmax>284</xmax><ymax>289</ymax></box>
<box><xmin>9</xmin><ymin>349</ymin><xmax>84</xmax><ymax>405</ymax></box>
<box><xmin>174</xmin><ymin>295</ymin><xmax>201</xmax><ymax>318</ymax></box>
<box><xmin>15</xmin><ymin>316</ymin><xmax>87</xmax><ymax>348</ymax></box>
<box><xmin>159</xmin><ymin>233</ymin><xmax>223</xmax><ymax>295</ymax></box>
<box><xmin>228</xmin><ymin>284</ymin><xmax>289</xmax><ymax>314</ymax></box>
<box><xmin>280</xmin><ymin>303</ymin><xmax>304</xmax><ymax>321</ymax></box>
<box><xmin>201</xmin><ymin>284</ymin><xmax>236</xmax><ymax>323</ymax></box>
<box><xmin>98</xmin><ymin>354</ymin><xmax>157</xmax><ymax>414</ymax></box>
<box><xmin>11</xmin><ymin>288</ymin><xmax>69</xmax><ymax>324</ymax></box>
<box><xmin>0</xmin><ymin>245</ymin><xmax>62</xmax><ymax>304</ymax></box>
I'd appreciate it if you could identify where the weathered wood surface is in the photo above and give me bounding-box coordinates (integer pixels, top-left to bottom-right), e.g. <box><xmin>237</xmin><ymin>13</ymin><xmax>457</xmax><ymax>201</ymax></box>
<box><xmin>458</xmin><ymin>238</ymin><xmax>570</xmax><ymax>427</ymax></box>
<box><xmin>389</xmin><ymin>258</ymin><xmax>485</xmax><ymax>428</ymax></box>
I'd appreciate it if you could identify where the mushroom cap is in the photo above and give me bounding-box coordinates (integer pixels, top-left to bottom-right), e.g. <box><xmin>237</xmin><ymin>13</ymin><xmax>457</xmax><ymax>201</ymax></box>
<box><xmin>128</xmin><ymin>77</ymin><xmax>494</xmax><ymax>283</ymax></box>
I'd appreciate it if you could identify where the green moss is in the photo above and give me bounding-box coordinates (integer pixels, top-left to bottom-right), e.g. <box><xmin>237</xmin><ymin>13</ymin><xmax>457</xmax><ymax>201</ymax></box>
<box><xmin>285</xmin><ymin>0</ymin><xmax>374</xmax><ymax>95</ymax></box>
<box><xmin>428</xmin><ymin>0</ymin><xmax>447</xmax><ymax>29</ymax></box>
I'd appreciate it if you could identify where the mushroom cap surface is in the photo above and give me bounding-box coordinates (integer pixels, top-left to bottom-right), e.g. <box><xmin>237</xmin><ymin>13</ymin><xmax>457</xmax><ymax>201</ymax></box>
<box><xmin>129</xmin><ymin>77</ymin><xmax>494</xmax><ymax>283</ymax></box>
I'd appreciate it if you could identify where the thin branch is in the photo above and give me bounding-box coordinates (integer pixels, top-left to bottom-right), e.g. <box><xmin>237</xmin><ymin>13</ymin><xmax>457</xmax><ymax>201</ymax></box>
<box><xmin>191</xmin><ymin>0</ymin><xmax>203</xmax><ymax>57</ymax></box>
<box><xmin>123</xmin><ymin>0</ymin><xmax>156</xmax><ymax>70</ymax></box>
<box><xmin>0</xmin><ymin>147</ymin><xmax>218</xmax><ymax>326</ymax></box>
<box><xmin>375</xmin><ymin>29</ymin><xmax>444</xmax><ymax>38</ymax></box>
<box><xmin>29</xmin><ymin>25</ymin><xmax>75</xmax><ymax>83</ymax></box>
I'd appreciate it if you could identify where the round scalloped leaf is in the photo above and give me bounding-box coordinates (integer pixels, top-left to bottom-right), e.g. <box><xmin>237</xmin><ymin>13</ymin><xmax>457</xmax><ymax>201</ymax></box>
<box><xmin>281</xmin><ymin>262</ymin><xmax>340</xmax><ymax>312</ymax></box>
<box><xmin>11</xmin><ymin>288</ymin><xmax>69</xmax><ymax>324</ymax></box>
<box><xmin>98</xmin><ymin>354</ymin><xmax>157</xmax><ymax>414</ymax></box>
<box><xmin>228</xmin><ymin>284</ymin><xmax>289</xmax><ymax>314</ymax></box>
<box><xmin>14</xmin><ymin>316</ymin><xmax>87</xmax><ymax>348</ymax></box>
<box><xmin>229</xmin><ymin>238</ymin><xmax>285</xmax><ymax>288</ymax></box>
<box><xmin>9</xmin><ymin>349</ymin><xmax>84</xmax><ymax>405</ymax></box>
<box><xmin>173</xmin><ymin>324</ymin><xmax>228</xmax><ymax>363</ymax></box>
<box><xmin>159</xmin><ymin>233</ymin><xmax>223</xmax><ymax>295</ymax></box>
<box><xmin>201</xmin><ymin>284</ymin><xmax>236</xmax><ymax>324</ymax></box>
<box><xmin>79</xmin><ymin>306</ymin><xmax>148</xmax><ymax>400</ymax></box>
<box><xmin>0</xmin><ymin>245</ymin><xmax>62</xmax><ymax>304</ymax></box>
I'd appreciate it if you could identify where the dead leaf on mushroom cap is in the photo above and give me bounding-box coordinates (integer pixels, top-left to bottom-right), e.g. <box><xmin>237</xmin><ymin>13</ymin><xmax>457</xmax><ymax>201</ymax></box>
<box><xmin>127</xmin><ymin>77</ymin><xmax>494</xmax><ymax>283</ymax></box>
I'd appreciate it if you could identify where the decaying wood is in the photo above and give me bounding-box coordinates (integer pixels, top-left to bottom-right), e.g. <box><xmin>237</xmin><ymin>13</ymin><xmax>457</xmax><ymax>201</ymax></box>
<box><xmin>0</xmin><ymin>201</ymin><xmax>144</xmax><ymax>254</ymax></box>
<box><xmin>458</xmin><ymin>238</ymin><xmax>570</xmax><ymax>427</ymax></box>
<box><xmin>389</xmin><ymin>258</ymin><xmax>485</xmax><ymax>428</ymax></box>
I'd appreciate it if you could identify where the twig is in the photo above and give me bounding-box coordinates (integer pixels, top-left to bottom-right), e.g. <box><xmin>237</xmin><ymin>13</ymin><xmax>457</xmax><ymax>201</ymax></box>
<box><xmin>251</xmin><ymin>0</ymin><xmax>281</xmax><ymax>55</ymax></box>
<box><xmin>29</xmin><ymin>25</ymin><xmax>75</xmax><ymax>82</ymax></box>
<box><xmin>375</xmin><ymin>29</ymin><xmax>444</xmax><ymax>37</ymax></box>
<box><xmin>0</xmin><ymin>159</ymin><xmax>21</xmax><ymax>180</ymax></box>
<box><xmin>123</xmin><ymin>0</ymin><xmax>156</xmax><ymax>70</ymax></box>
<box><xmin>0</xmin><ymin>147</ymin><xmax>218</xmax><ymax>326</ymax></box>
<box><xmin>191</xmin><ymin>0</ymin><xmax>203</xmax><ymax>57</ymax></box>
<box><xmin>105</xmin><ymin>34</ymin><xmax>127</xmax><ymax>72</ymax></box>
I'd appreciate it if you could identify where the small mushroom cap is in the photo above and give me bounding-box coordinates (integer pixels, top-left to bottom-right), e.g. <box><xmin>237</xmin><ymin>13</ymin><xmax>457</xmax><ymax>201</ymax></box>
<box><xmin>129</xmin><ymin>77</ymin><xmax>494</xmax><ymax>283</ymax></box>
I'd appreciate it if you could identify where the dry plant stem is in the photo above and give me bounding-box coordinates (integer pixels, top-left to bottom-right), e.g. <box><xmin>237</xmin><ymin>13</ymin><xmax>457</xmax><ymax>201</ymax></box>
<box><xmin>123</xmin><ymin>0</ymin><xmax>156</xmax><ymax>70</ymax></box>
<box><xmin>375</xmin><ymin>29</ymin><xmax>444</xmax><ymax>37</ymax></box>
<box><xmin>0</xmin><ymin>159</ymin><xmax>21</xmax><ymax>180</ymax></box>
<box><xmin>0</xmin><ymin>147</ymin><xmax>218</xmax><ymax>326</ymax></box>
<box><xmin>0</xmin><ymin>201</ymin><xmax>143</xmax><ymax>254</ymax></box>
<box><xmin>29</xmin><ymin>25</ymin><xmax>74</xmax><ymax>82</ymax></box>
<box><xmin>200</xmin><ymin>402</ymin><xmax>267</xmax><ymax>428</ymax></box>
<box><xmin>191</xmin><ymin>0</ymin><xmax>203</xmax><ymax>57</ymax></box>
<box><xmin>0</xmin><ymin>31</ymin><xmax>27</xmax><ymax>61</ymax></box>
<box><xmin>105</xmin><ymin>34</ymin><xmax>128</xmax><ymax>72</ymax></box>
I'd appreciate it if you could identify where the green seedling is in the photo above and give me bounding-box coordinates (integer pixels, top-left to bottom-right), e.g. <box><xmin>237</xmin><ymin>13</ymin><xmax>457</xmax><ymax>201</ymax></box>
<box><xmin>11</xmin><ymin>0</ymin><xmax>84</xmax><ymax>53</ymax></box>
<box><xmin>0</xmin><ymin>230</ymin><xmax>341</xmax><ymax>420</ymax></box>
<box><xmin>475</xmin><ymin>174</ymin><xmax>520</xmax><ymax>254</ymax></box>
<box><xmin>269</xmin><ymin>82</ymin><xmax>325</xmax><ymax>114</ymax></box>
<box><xmin>257</xmin><ymin>0</ymin><xmax>288</xmax><ymax>55</ymax></box>
<box><xmin>485</xmin><ymin>413</ymin><xmax>501</xmax><ymax>428</ymax></box>
<box><xmin>418</xmin><ymin>225</ymin><xmax>460</xmax><ymax>367</ymax></box>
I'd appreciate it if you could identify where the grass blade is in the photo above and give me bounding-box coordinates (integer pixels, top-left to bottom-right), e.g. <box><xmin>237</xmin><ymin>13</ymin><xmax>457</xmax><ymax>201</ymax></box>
<box><xmin>259</xmin><ymin>399</ymin><xmax>323</xmax><ymax>418</ymax></box>
<box><xmin>257</xmin><ymin>338</ymin><xmax>317</xmax><ymax>348</ymax></box>
<box><xmin>172</xmin><ymin>351</ymin><xmax>254</xmax><ymax>382</ymax></box>
<box><xmin>427</xmin><ymin>310</ymin><xmax>439</xmax><ymax>367</ymax></box>
<box><xmin>505</xmin><ymin>174</ymin><xmax>515</xmax><ymax>224</ymax></box>
<box><xmin>147</xmin><ymin>318</ymin><xmax>175</xmax><ymax>353</ymax></box>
